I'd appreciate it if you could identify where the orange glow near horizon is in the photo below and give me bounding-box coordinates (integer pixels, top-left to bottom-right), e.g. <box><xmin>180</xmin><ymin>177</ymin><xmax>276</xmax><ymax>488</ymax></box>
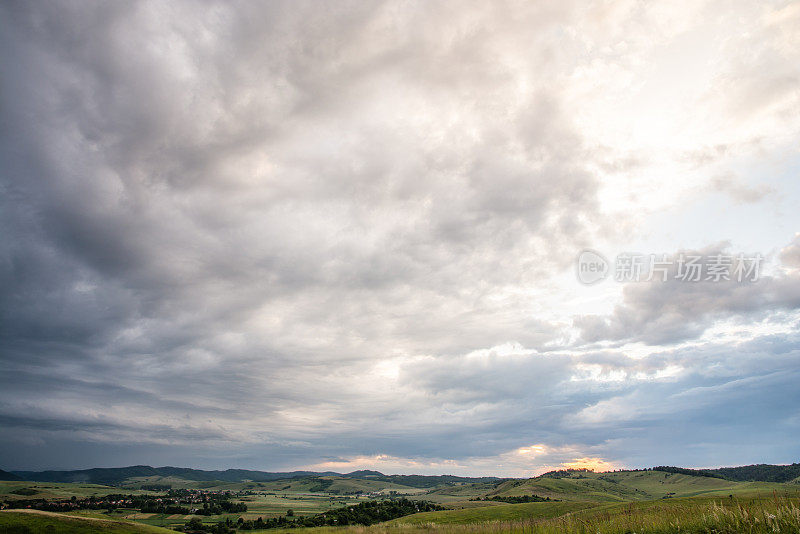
<box><xmin>561</xmin><ymin>457</ymin><xmax>618</xmax><ymax>472</ymax></box>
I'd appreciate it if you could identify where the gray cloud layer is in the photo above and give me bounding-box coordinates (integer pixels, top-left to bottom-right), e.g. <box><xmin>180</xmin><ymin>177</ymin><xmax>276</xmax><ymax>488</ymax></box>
<box><xmin>1</xmin><ymin>1</ymin><xmax>799</xmax><ymax>473</ymax></box>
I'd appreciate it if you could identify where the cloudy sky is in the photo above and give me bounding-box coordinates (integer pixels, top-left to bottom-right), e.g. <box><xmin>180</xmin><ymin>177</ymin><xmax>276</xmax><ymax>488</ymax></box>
<box><xmin>1</xmin><ymin>0</ymin><xmax>799</xmax><ymax>476</ymax></box>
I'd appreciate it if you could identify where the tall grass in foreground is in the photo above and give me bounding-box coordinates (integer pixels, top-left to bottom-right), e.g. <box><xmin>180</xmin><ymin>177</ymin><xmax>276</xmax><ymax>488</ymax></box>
<box><xmin>279</xmin><ymin>496</ymin><xmax>800</xmax><ymax>534</ymax></box>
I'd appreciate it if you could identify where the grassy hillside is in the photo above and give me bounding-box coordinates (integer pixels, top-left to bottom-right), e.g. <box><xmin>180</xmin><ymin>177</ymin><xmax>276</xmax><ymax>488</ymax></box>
<box><xmin>526</xmin><ymin>495</ymin><xmax>800</xmax><ymax>534</ymax></box>
<box><xmin>388</xmin><ymin>501</ymin><xmax>600</xmax><ymax>525</ymax></box>
<box><xmin>246</xmin><ymin>476</ymin><xmax>420</xmax><ymax>494</ymax></box>
<box><xmin>596</xmin><ymin>471</ymin><xmax>739</xmax><ymax>498</ymax></box>
<box><xmin>258</xmin><ymin>495</ymin><xmax>800</xmax><ymax>534</ymax></box>
<box><xmin>488</xmin><ymin>470</ymin><xmax>799</xmax><ymax>503</ymax></box>
<box><xmin>344</xmin><ymin>472</ymin><xmax>503</xmax><ymax>489</ymax></box>
<box><xmin>0</xmin><ymin>510</ymin><xmax>174</xmax><ymax>534</ymax></box>
<box><xmin>6</xmin><ymin>467</ymin><xmax>800</xmax><ymax>533</ymax></box>
<box><xmin>490</xmin><ymin>474</ymin><xmax>649</xmax><ymax>502</ymax></box>
<box><xmin>0</xmin><ymin>481</ymin><xmax>150</xmax><ymax>502</ymax></box>
<box><xmin>11</xmin><ymin>466</ymin><xmax>342</xmax><ymax>486</ymax></box>
<box><xmin>421</xmin><ymin>481</ymin><xmax>502</xmax><ymax>501</ymax></box>
<box><xmin>112</xmin><ymin>475</ymin><xmax>427</xmax><ymax>494</ymax></box>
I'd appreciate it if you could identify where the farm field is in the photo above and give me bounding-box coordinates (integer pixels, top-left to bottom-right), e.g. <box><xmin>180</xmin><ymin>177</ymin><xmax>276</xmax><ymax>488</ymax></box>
<box><xmin>236</xmin><ymin>491</ymin><xmax>373</xmax><ymax>518</ymax></box>
<box><xmin>40</xmin><ymin>491</ymin><xmax>383</xmax><ymax>531</ymax></box>
<box><xmin>106</xmin><ymin>492</ymin><xmax>380</xmax><ymax>530</ymax></box>
<box><xmin>3</xmin><ymin>467</ymin><xmax>800</xmax><ymax>533</ymax></box>
<box><xmin>0</xmin><ymin>481</ymin><xmax>157</xmax><ymax>502</ymax></box>
<box><xmin>5</xmin><ymin>495</ymin><xmax>800</xmax><ymax>534</ymax></box>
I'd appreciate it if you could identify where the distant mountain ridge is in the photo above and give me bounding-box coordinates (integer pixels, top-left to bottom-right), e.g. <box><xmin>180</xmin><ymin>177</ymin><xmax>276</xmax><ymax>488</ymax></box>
<box><xmin>10</xmin><ymin>466</ymin><xmax>339</xmax><ymax>485</ymax></box>
<box><xmin>8</xmin><ymin>465</ymin><xmax>500</xmax><ymax>487</ymax></box>
<box><xmin>7</xmin><ymin>462</ymin><xmax>798</xmax><ymax>486</ymax></box>
<box><xmin>0</xmin><ymin>469</ymin><xmax>23</xmax><ymax>481</ymax></box>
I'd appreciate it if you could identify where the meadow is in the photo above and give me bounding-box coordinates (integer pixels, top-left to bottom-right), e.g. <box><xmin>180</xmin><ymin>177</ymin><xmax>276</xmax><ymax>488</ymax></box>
<box><xmin>268</xmin><ymin>495</ymin><xmax>800</xmax><ymax>534</ymax></box>
<box><xmin>118</xmin><ymin>492</ymin><xmax>377</xmax><ymax>530</ymax></box>
<box><xmin>0</xmin><ymin>510</ymin><xmax>173</xmax><ymax>533</ymax></box>
<box><xmin>4</xmin><ymin>494</ymin><xmax>800</xmax><ymax>534</ymax></box>
<box><xmin>3</xmin><ymin>468</ymin><xmax>800</xmax><ymax>533</ymax></box>
<box><xmin>0</xmin><ymin>481</ymin><xmax>160</xmax><ymax>502</ymax></box>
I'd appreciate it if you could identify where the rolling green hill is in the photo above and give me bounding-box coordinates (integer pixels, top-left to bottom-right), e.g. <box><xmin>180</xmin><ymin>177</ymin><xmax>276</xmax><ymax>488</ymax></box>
<box><xmin>396</xmin><ymin>495</ymin><xmax>800</xmax><ymax>533</ymax></box>
<box><xmin>420</xmin><ymin>481</ymin><xmax>504</xmax><ymax>500</ymax></box>
<box><xmin>250</xmin><ymin>475</ymin><xmax>422</xmax><ymax>494</ymax></box>
<box><xmin>3</xmin><ymin>469</ymin><xmax>799</xmax><ymax>534</ymax></box>
<box><xmin>0</xmin><ymin>510</ymin><xmax>174</xmax><ymax>534</ymax></box>
<box><xmin>11</xmin><ymin>463</ymin><xmax>799</xmax><ymax>496</ymax></box>
<box><xmin>11</xmin><ymin>466</ymin><xmax>339</xmax><ymax>486</ymax></box>
<box><xmin>0</xmin><ymin>481</ymin><xmax>151</xmax><ymax>502</ymax></box>
<box><xmin>389</xmin><ymin>501</ymin><xmax>601</xmax><ymax>525</ymax></box>
<box><xmin>488</xmin><ymin>469</ymin><xmax>798</xmax><ymax>502</ymax></box>
<box><xmin>490</xmin><ymin>474</ymin><xmax>649</xmax><ymax>502</ymax></box>
<box><xmin>595</xmin><ymin>471</ymin><xmax>738</xmax><ymax>498</ymax></box>
<box><xmin>255</xmin><ymin>495</ymin><xmax>800</xmax><ymax>534</ymax></box>
<box><xmin>11</xmin><ymin>466</ymin><xmax>498</xmax><ymax>491</ymax></box>
<box><xmin>344</xmin><ymin>472</ymin><xmax>503</xmax><ymax>488</ymax></box>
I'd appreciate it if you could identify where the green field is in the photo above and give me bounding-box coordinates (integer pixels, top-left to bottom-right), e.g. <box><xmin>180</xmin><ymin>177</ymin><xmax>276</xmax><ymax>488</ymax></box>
<box><xmin>251</xmin><ymin>496</ymin><xmax>800</xmax><ymax>534</ymax></box>
<box><xmin>0</xmin><ymin>481</ymin><xmax>157</xmax><ymax>502</ymax></box>
<box><xmin>4</xmin><ymin>468</ymin><xmax>800</xmax><ymax>533</ymax></box>
<box><xmin>6</xmin><ymin>495</ymin><xmax>800</xmax><ymax>534</ymax></box>
<box><xmin>388</xmin><ymin>501</ymin><xmax>601</xmax><ymax>525</ymax></box>
<box><xmin>46</xmin><ymin>492</ymin><xmax>382</xmax><ymax>530</ymax></box>
<box><xmin>236</xmin><ymin>492</ymin><xmax>373</xmax><ymax>518</ymax></box>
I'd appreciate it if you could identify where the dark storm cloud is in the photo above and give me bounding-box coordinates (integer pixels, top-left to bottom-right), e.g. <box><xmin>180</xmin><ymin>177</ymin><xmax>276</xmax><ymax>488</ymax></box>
<box><xmin>0</xmin><ymin>0</ymin><xmax>604</xmax><ymax>470</ymax></box>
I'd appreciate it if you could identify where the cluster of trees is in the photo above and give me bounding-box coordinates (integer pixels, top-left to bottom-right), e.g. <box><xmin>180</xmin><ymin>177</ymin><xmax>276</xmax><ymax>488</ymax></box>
<box><xmin>141</xmin><ymin>484</ymin><xmax>172</xmax><ymax>491</ymax></box>
<box><xmin>9</xmin><ymin>488</ymin><xmax>38</xmax><ymax>496</ymax></box>
<box><xmin>212</xmin><ymin>499</ymin><xmax>443</xmax><ymax>530</ymax></box>
<box><xmin>5</xmin><ymin>490</ymin><xmax>246</xmax><ymax>517</ymax></box>
<box><xmin>180</xmin><ymin>517</ymin><xmax>234</xmax><ymax>533</ymax></box>
<box><xmin>713</xmin><ymin>463</ymin><xmax>800</xmax><ymax>483</ymax></box>
<box><xmin>300</xmin><ymin>499</ymin><xmax>442</xmax><ymax>527</ymax></box>
<box><xmin>192</xmin><ymin>500</ymin><xmax>247</xmax><ymax>516</ymax></box>
<box><xmin>538</xmin><ymin>468</ymin><xmax>592</xmax><ymax>479</ymax></box>
<box><xmin>6</xmin><ymin>494</ymin><xmax>136</xmax><ymax>513</ymax></box>
<box><xmin>470</xmin><ymin>494</ymin><xmax>553</xmax><ymax>503</ymax></box>
<box><xmin>139</xmin><ymin>501</ymin><xmax>190</xmax><ymax>515</ymax></box>
<box><xmin>160</xmin><ymin>489</ymin><xmax>247</xmax><ymax>515</ymax></box>
<box><xmin>650</xmin><ymin>466</ymin><xmax>725</xmax><ymax>479</ymax></box>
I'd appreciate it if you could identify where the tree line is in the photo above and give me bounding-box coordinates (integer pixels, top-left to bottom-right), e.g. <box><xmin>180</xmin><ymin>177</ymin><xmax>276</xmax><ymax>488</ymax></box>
<box><xmin>179</xmin><ymin>498</ymin><xmax>444</xmax><ymax>532</ymax></box>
